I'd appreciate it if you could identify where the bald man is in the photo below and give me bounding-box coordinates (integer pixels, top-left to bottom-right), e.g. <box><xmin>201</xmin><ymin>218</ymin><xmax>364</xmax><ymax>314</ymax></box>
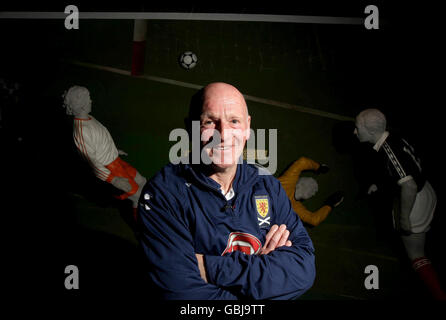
<box><xmin>138</xmin><ymin>82</ymin><xmax>315</xmax><ymax>300</ymax></box>
<box><xmin>354</xmin><ymin>108</ymin><xmax>445</xmax><ymax>300</ymax></box>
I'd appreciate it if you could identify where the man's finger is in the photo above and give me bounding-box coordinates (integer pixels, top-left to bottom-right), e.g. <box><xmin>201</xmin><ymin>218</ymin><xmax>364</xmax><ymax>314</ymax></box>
<box><xmin>263</xmin><ymin>224</ymin><xmax>279</xmax><ymax>249</ymax></box>
<box><xmin>285</xmin><ymin>240</ymin><xmax>292</xmax><ymax>247</ymax></box>
<box><xmin>266</xmin><ymin>224</ymin><xmax>287</xmax><ymax>251</ymax></box>
<box><xmin>277</xmin><ymin>230</ymin><xmax>290</xmax><ymax>248</ymax></box>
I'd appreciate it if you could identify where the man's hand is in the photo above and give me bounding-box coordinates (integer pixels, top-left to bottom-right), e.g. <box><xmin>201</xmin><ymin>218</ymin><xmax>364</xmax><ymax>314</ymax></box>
<box><xmin>195</xmin><ymin>253</ymin><xmax>208</xmax><ymax>283</ymax></box>
<box><xmin>260</xmin><ymin>224</ymin><xmax>292</xmax><ymax>255</ymax></box>
<box><xmin>196</xmin><ymin>225</ymin><xmax>292</xmax><ymax>282</ymax></box>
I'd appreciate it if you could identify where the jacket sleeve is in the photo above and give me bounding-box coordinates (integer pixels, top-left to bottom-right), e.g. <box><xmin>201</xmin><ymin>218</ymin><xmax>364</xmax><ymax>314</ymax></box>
<box><xmin>203</xmin><ymin>178</ymin><xmax>316</xmax><ymax>300</ymax></box>
<box><xmin>137</xmin><ymin>180</ymin><xmax>238</xmax><ymax>300</ymax></box>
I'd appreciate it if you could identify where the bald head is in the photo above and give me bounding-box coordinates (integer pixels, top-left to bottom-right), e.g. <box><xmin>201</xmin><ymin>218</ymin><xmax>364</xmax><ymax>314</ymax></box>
<box><xmin>187</xmin><ymin>82</ymin><xmax>249</xmax><ymax>129</ymax></box>
<box><xmin>202</xmin><ymin>82</ymin><xmax>249</xmax><ymax>119</ymax></box>
<box><xmin>192</xmin><ymin>82</ymin><xmax>251</xmax><ymax>169</ymax></box>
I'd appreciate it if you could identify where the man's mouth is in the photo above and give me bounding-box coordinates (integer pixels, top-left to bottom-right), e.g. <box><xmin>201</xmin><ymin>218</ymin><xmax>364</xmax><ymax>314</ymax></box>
<box><xmin>214</xmin><ymin>145</ymin><xmax>233</xmax><ymax>151</ymax></box>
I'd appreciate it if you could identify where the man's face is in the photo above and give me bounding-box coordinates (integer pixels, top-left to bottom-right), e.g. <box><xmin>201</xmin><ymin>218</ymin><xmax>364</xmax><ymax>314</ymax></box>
<box><xmin>200</xmin><ymin>84</ymin><xmax>251</xmax><ymax>170</ymax></box>
<box><xmin>354</xmin><ymin>117</ymin><xmax>373</xmax><ymax>143</ymax></box>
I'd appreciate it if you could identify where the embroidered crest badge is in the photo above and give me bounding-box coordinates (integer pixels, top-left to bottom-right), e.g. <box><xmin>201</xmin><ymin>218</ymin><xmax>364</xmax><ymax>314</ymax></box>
<box><xmin>255</xmin><ymin>195</ymin><xmax>271</xmax><ymax>228</ymax></box>
<box><xmin>255</xmin><ymin>196</ymin><xmax>269</xmax><ymax>218</ymax></box>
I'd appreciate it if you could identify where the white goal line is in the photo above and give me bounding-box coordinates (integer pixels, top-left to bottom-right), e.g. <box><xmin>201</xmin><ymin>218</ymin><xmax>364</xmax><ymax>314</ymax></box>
<box><xmin>63</xmin><ymin>59</ymin><xmax>354</xmax><ymax>122</ymax></box>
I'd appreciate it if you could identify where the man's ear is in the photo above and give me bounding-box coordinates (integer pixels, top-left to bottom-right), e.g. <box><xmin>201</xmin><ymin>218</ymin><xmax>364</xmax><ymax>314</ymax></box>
<box><xmin>246</xmin><ymin>115</ymin><xmax>251</xmax><ymax>140</ymax></box>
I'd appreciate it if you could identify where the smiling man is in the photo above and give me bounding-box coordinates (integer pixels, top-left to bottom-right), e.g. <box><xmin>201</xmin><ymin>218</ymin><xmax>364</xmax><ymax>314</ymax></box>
<box><xmin>200</xmin><ymin>83</ymin><xmax>251</xmax><ymax>172</ymax></box>
<box><xmin>199</xmin><ymin>82</ymin><xmax>251</xmax><ymax>191</ymax></box>
<box><xmin>137</xmin><ymin>82</ymin><xmax>315</xmax><ymax>300</ymax></box>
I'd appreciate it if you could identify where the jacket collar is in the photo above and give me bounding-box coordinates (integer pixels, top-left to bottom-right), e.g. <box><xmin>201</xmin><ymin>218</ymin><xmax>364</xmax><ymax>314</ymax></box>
<box><xmin>183</xmin><ymin>160</ymin><xmax>259</xmax><ymax>195</ymax></box>
<box><xmin>373</xmin><ymin>131</ymin><xmax>389</xmax><ymax>151</ymax></box>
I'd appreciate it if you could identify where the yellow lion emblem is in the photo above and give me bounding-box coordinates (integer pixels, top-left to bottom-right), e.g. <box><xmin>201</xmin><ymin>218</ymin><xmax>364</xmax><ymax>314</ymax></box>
<box><xmin>255</xmin><ymin>196</ymin><xmax>269</xmax><ymax>218</ymax></box>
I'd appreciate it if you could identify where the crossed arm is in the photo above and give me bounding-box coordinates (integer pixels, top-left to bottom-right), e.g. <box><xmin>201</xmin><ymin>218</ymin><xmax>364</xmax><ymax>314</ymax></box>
<box><xmin>139</xmin><ymin>179</ymin><xmax>315</xmax><ymax>300</ymax></box>
<box><xmin>196</xmin><ymin>224</ymin><xmax>292</xmax><ymax>283</ymax></box>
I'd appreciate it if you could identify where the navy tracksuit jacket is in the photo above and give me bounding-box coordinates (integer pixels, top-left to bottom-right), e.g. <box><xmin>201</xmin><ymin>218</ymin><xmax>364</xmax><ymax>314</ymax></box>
<box><xmin>138</xmin><ymin>161</ymin><xmax>315</xmax><ymax>300</ymax></box>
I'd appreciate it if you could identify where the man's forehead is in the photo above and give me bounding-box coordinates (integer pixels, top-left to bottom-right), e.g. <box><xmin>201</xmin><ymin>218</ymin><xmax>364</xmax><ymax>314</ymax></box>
<box><xmin>203</xmin><ymin>91</ymin><xmax>245</xmax><ymax>105</ymax></box>
<box><xmin>201</xmin><ymin>108</ymin><xmax>244</xmax><ymax>117</ymax></box>
<box><xmin>204</xmin><ymin>82</ymin><xmax>244</xmax><ymax>100</ymax></box>
<box><xmin>202</xmin><ymin>95</ymin><xmax>247</xmax><ymax>113</ymax></box>
<box><xmin>201</xmin><ymin>101</ymin><xmax>247</xmax><ymax>117</ymax></box>
<box><xmin>199</xmin><ymin>82</ymin><xmax>248</xmax><ymax>116</ymax></box>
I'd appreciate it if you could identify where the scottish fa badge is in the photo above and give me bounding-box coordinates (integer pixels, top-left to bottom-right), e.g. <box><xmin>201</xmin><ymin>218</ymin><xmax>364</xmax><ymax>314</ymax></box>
<box><xmin>255</xmin><ymin>195</ymin><xmax>271</xmax><ymax>228</ymax></box>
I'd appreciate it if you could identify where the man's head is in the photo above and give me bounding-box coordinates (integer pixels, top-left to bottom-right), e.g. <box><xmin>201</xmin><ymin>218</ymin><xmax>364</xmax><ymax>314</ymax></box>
<box><xmin>295</xmin><ymin>177</ymin><xmax>318</xmax><ymax>201</ymax></box>
<box><xmin>191</xmin><ymin>82</ymin><xmax>251</xmax><ymax>170</ymax></box>
<box><xmin>63</xmin><ymin>86</ymin><xmax>92</xmax><ymax>116</ymax></box>
<box><xmin>354</xmin><ymin>108</ymin><xmax>386</xmax><ymax>144</ymax></box>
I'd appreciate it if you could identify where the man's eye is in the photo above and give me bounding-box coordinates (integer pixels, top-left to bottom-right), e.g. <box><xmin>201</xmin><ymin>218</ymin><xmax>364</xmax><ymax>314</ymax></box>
<box><xmin>203</xmin><ymin>120</ymin><xmax>213</xmax><ymax>125</ymax></box>
<box><xmin>231</xmin><ymin>119</ymin><xmax>239</xmax><ymax>124</ymax></box>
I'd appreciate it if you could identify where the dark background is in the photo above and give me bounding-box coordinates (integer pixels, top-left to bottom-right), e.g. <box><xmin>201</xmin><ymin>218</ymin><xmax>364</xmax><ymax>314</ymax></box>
<box><xmin>2</xmin><ymin>0</ymin><xmax>444</xmax><ymax>307</ymax></box>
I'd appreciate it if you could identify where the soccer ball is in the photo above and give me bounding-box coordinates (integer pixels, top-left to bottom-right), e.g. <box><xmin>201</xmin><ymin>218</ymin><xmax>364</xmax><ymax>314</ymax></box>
<box><xmin>179</xmin><ymin>51</ymin><xmax>198</xmax><ymax>70</ymax></box>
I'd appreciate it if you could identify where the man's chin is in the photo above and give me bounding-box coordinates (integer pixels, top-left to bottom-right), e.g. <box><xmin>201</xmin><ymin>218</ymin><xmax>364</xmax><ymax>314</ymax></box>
<box><xmin>210</xmin><ymin>161</ymin><xmax>237</xmax><ymax>171</ymax></box>
<box><xmin>208</xmin><ymin>154</ymin><xmax>243</xmax><ymax>171</ymax></box>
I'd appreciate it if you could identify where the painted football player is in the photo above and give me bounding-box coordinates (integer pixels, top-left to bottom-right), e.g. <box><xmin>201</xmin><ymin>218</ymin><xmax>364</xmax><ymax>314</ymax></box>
<box><xmin>63</xmin><ymin>85</ymin><xmax>146</xmax><ymax>220</ymax></box>
<box><xmin>354</xmin><ymin>108</ymin><xmax>445</xmax><ymax>300</ymax></box>
<box><xmin>278</xmin><ymin>157</ymin><xmax>344</xmax><ymax>226</ymax></box>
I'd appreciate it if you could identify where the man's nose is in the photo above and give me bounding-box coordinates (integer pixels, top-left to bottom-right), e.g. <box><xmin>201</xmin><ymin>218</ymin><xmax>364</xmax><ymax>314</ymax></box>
<box><xmin>353</xmin><ymin>128</ymin><xmax>358</xmax><ymax>135</ymax></box>
<box><xmin>216</xmin><ymin>121</ymin><xmax>231</xmax><ymax>141</ymax></box>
